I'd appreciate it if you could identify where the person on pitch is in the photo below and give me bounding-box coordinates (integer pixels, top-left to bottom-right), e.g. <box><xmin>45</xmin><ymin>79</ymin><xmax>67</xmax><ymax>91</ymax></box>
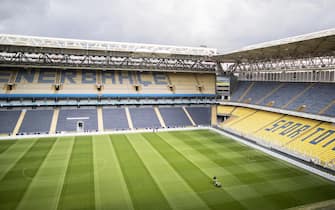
<box><xmin>213</xmin><ymin>176</ymin><xmax>222</xmax><ymax>188</ymax></box>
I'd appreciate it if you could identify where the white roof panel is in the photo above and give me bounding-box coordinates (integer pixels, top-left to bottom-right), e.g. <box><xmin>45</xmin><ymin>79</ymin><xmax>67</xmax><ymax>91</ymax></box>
<box><xmin>0</xmin><ymin>34</ymin><xmax>217</xmax><ymax>56</ymax></box>
<box><xmin>214</xmin><ymin>28</ymin><xmax>335</xmax><ymax>61</ymax></box>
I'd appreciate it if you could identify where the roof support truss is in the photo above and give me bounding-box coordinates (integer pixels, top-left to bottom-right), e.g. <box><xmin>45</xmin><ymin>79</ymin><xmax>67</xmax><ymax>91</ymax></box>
<box><xmin>0</xmin><ymin>51</ymin><xmax>216</xmax><ymax>73</ymax></box>
<box><xmin>225</xmin><ymin>55</ymin><xmax>335</xmax><ymax>73</ymax></box>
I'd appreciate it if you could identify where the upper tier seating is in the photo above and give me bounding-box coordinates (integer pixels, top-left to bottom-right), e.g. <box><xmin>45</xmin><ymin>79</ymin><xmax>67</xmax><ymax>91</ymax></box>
<box><xmin>102</xmin><ymin>108</ymin><xmax>129</xmax><ymax>130</ymax></box>
<box><xmin>286</xmin><ymin>83</ymin><xmax>335</xmax><ymax>114</ymax></box>
<box><xmin>129</xmin><ymin>107</ymin><xmax>161</xmax><ymax>129</ymax></box>
<box><xmin>230</xmin><ymin>81</ymin><xmax>335</xmax><ymax>117</ymax></box>
<box><xmin>186</xmin><ymin>106</ymin><xmax>211</xmax><ymax>125</ymax></box>
<box><xmin>159</xmin><ymin>107</ymin><xmax>193</xmax><ymax>127</ymax></box>
<box><xmin>324</xmin><ymin>104</ymin><xmax>335</xmax><ymax>116</ymax></box>
<box><xmin>56</xmin><ymin>108</ymin><xmax>98</xmax><ymax>132</ymax></box>
<box><xmin>240</xmin><ymin>82</ymin><xmax>281</xmax><ymax>104</ymax></box>
<box><xmin>0</xmin><ymin>68</ymin><xmax>215</xmax><ymax>98</ymax></box>
<box><xmin>19</xmin><ymin>110</ymin><xmax>53</xmax><ymax>133</ymax></box>
<box><xmin>260</xmin><ymin>83</ymin><xmax>310</xmax><ymax>107</ymax></box>
<box><xmin>230</xmin><ymin>81</ymin><xmax>252</xmax><ymax>101</ymax></box>
<box><xmin>0</xmin><ymin>110</ymin><xmax>21</xmax><ymax>134</ymax></box>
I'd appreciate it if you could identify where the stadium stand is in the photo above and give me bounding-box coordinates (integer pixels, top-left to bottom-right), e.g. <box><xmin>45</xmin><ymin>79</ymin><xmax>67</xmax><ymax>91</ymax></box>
<box><xmin>159</xmin><ymin>107</ymin><xmax>193</xmax><ymax>127</ymax></box>
<box><xmin>239</xmin><ymin>81</ymin><xmax>281</xmax><ymax>104</ymax></box>
<box><xmin>195</xmin><ymin>73</ymin><xmax>216</xmax><ymax>94</ymax></box>
<box><xmin>19</xmin><ymin>109</ymin><xmax>53</xmax><ymax>134</ymax></box>
<box><xmin>57</xmin><ymin>70</ymin><xmax>97</xmax><ymax>94</ymax></box>
<box><xmin>185</xmin><ymin>106</ymin><xmax>211</xmax><ymax>125</ymax></box>
<box><xmin>260</xmin><ymin>83</ymin><xmax>311</xmax><ymax>107</ymax></box>
<box><xmin>217</xmin><ymin>105</ymin><xmax>235</xmax><ymax>115</ymax></box>
<box><xmin>230</xmin><ymin>81</ymin><xmax>252</xmax><ymax>101</ymax></box>
<box><xmin>223</xmin><ymin>107</ymin><xmax>256</xmax><ymax>126</ymax></box>
<box><xmin>286</xmin><ymin>83</ymin><xmax>335</xmax><ymax>114</ymax></box>
<box><xmin>168</xmin><ymin>73</ymin><xmax>197</xmax><ymax>94</ymax></box>
<box><xmin>0</xmin><ymin>106</ymin><xmax>213</xmax><ymax>134</ymax></box>
<box><xmin>0</xmin><ymin>68</ymin><xmax>216</xmax><ymax>99</ymax></box>
<box><xmin>324</xmin><ymin>104</ymin><xmax>335</xmax><ymax>116</ymax></box>
<box><xmin>230</xmin><ymin>81</ymin><xmax>335</xmax><ymax>117</ymax></box>
<box><xmin>56</xmin><ymin>108</ymin><xmax>98</xmax><ymax>132</ymax></box>
<box><xmin>11</xmin><ymin>69</ymin><xmax>56</xmax><ymax>95</ymax></box>
<box><xmin>0</xmin><ymin>110</ymin><xmax>21</xmax><ymax>134</ymax></box>
<box><xmin>129</xmin><ymin>107</ymin><xmax>161</xmax><ymax>129</ymax></box>
<box><xmin>219</xmin><ymin>105</ymin><xmax>335</xmax><ymax>170</ymax></box>
<box><xmin>102</xmin><ymin>107</ymin><xmax>129</xmax><ymax>130</ymax></box>
<box><xmin>286</xmin><ymin>122</ymin><xmax>335</xmax><ymax>164</ymax></box>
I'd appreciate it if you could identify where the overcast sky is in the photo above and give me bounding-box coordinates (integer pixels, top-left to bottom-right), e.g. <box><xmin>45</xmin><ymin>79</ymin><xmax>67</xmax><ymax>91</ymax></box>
<box><xmin>0</xmin><ymin>0</ymin><xmax>334</xmax><ymax>52</ymax></box>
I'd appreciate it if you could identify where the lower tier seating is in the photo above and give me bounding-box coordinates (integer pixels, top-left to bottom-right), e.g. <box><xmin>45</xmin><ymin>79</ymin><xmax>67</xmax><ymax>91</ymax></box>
<box><xmin>0</xmin><ymin>110</ymin><xmax>21</xmax><ymax>134</ymax></box>
<box><xmin>159</xmin><ymin>107</ymin><xmax>193</xmax><ymax>127</ymax></box>
<box><xmin>56</xmin><ymin>108</ymin><xmax>98</xmax><ymax>132</ymax></box>
<box><xmin>186</xmin><ymin>107</ymin><xmax>211</xmax><ymax>125</ymax></box>
<box><xmin>129</xmin><ymin>107</ymin><xmax>161</xmax><ymax>129</ymax></box>
<box><xmin>0</xmin><ymin>105</ymin><xmax>212</xmax><ymax>135</ymax></box>
<box><xmin>219</xmin><ymin>105</ymin><xmax>335</xmax><ymax>170</ymax></box>
<box><xmin>102</xmin><ymin>108</ymin><xmax>129</xmax><ymax>130</ymax></box>
<box><xmin>19</xmin><ymin>109</ymin><xmax>53</xmax><ymax>134</ymax></box>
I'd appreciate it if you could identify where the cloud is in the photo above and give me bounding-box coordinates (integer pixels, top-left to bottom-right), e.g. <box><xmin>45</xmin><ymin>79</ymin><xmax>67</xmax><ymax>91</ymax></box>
<box><xmin>0</xmin><ymin>0</ymin><xmax>334</xmax><ymax>52</ymax></box>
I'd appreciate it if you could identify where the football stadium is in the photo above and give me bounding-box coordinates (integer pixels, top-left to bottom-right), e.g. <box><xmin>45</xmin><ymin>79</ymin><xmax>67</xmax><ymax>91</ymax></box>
<box><xmin>0</xmin><ymin>29</ymin><xmax>335</xmax><ymax>210</ymax></box>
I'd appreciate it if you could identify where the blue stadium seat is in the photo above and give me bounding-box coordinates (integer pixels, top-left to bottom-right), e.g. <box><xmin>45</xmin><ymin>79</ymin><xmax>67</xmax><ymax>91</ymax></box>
<box><xmin>186</xmin><ymin>106</ymin><xmax>211</xmax><ymax>125</ymax></box>
<box><xmin>159</xmin><ymin>107</ymin><xmax>192</xmax><ymax>127</ymax></box>
<box><xmin>0</xmin><ymin>110</ymin><xmax>21</xmax><ymax>134</ymax></box>
<box><xmin>261</xmin><ymin>83</ymin><xmax>310</xmax><ymax>107</ymax></box>
<box><xmin>56</xmin><ymin>108</ymin><xmax>98</xmax><ymax>132</ymax></box>
<box><xmin>19</xmin><ymin>110</ymin><xmax>53</xmax><ymax>133</ymax></box>
<box><xmin>103</xmin><ymin>108</ymin><xmax>129</xmax><ymax>130</ymax></box>
<box><xmin>129</xmin><ymin>107</ymin><xmax>161</xmax><ymax>129</ymax></box>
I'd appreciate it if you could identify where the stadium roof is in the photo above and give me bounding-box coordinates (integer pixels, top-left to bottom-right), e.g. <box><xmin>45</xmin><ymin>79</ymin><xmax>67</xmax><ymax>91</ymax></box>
<box><xmin>214</xmin><ymin>28</ymin><xmax>335</xmax><ymax>62</ymax></box>
<box><xmin>0</xmin><ymin>34</ymin><xmax>217</xmax><ymax>57</ymax></box>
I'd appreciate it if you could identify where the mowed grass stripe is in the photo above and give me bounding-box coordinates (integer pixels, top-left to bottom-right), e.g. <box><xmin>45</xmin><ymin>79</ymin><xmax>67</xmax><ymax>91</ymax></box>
<box><xmin>177</xmin><ymin>131</ymin><xmax>284</xmax><ymax>183</ymax></box>
<box><xmin>93</xmin><ymin>135</ymin><xmax>133</xmax><ymax>210</ymax></box>
<box><xmin>127</xmin><ymin>133</ymin><xmax>210</xmax><ymax>210</ymax></box>
<box><xmin>157</xmin><ymin>131</ymin><xmax>245</xmax><ymax>186</ymax></box>
<box><xmin>158</xmin><ymin>131</ymin><xmax>284</xmax><ymax>210</ymax></box>
<box><xmin>193</xmin><ymin>130</ymin><xmax>292</xmax><ymax>169</ymax></box>
<box><xmin>143</xmin><ymin>132</ymin><xmax>245</xmax><ymax>210</ymax></box>
<box><xmin>174</xmin><ymin>131</ymin><xmax>303</xmax><ymax>209</ymax></box>
<box><xmin>189</xmin><ymin>130</ymin><xmax>276</xmax><ymax>166</ymax></box>
<box><xmin>191</xmin><ymin>131</ymin><xmax>335</xmax><ymax>187</ymax></box>
<box><xmin>16</xmin><ymin>137</ymin><xmax>74</xmax><ymax>210</ymax></box>
<box><xmin>183</xmin><ymin>130</ymin><xmax>308</xmax><ymax>186</ymax></box>
<box><xmin>110</xmin><ymin>134</ymin><xmax>172</xmax><ymax>210</ymax></box>
<box><xmin>57</xmin><ymin>136</ymin><xmax>95</xmax><ymax>210</ymax></box>
<box><xmin>156</xmin><ymin>132</ymin><xmax>248</xmax><ymax>196</ymax></box>
<box><xmin>0</xmin><ymin>139</ymin><xmax>37</xmax><ymax>180</ymax></box>
<box><xmin>0</xmin><ymin>140</ymin><xmax>17</xmax><ymax>154</ymax></box>
<box><xmin>184</xmin><ymin>130</ymin><xmax>335</xmax><ymax>209</ymax></box>
<box><xmin>0</xmin><ymin>137</ymin><xmax>56</xmax><ymax>210</ymax></box>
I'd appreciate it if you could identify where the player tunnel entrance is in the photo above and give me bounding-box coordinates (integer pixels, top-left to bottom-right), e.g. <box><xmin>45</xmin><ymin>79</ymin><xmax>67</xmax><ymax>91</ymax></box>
<box><xmin>77</xmin><ymin>121</ymin><xmax>84</xmax><ymax>132</ymax></box>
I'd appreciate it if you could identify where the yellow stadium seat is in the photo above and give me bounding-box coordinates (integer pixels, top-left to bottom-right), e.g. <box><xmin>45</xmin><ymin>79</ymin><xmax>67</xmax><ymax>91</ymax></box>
<box><xmin>217</xmin><ymin>105</ymin><xmax>235</xmax><ymax>115</ymax></box>
<box><xmin>219</xmin><ymin>106</ymin><xmax>335</xmax><ymax>169</ymax></box>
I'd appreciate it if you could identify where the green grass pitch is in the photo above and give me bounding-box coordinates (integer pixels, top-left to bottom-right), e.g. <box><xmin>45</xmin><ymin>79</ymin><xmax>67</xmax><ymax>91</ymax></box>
<box><xmin>0</xmin><ymin>129</ymin><xmax>334</xmax><ymax>210</ymax></box>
